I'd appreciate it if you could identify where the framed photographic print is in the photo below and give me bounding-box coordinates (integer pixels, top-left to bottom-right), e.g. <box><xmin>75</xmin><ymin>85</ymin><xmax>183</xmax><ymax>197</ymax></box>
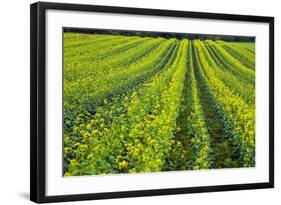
<box><xmin>30</xmin><ymin>1</ymin><xmax>274</xmax><ymax>203</ymax></box>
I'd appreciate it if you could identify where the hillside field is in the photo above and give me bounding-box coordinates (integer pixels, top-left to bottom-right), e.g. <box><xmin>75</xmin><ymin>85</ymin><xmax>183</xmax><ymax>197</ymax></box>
<box><xmin>231</xmin><ymin>42</ymin><xmax>255</xmax><ymax>52</ymax></box>
<box><xmin>63</xmin><ymin>32</ymin><xmax>255</xmax><ymax>176</ymax></box>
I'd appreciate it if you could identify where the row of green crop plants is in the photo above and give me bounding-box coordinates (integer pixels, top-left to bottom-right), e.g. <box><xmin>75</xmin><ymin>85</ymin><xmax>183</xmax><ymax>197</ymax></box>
<box><xmin>63</xmin><ymin>32</ymin><xmax>255</xmax><ymax>176</ymax></box>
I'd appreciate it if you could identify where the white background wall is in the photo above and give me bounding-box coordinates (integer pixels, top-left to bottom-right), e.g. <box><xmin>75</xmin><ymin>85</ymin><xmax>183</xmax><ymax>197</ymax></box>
<box><xmin>0</xmin><ymin>0</ymin><xmax>279</xmax><ymax>204</ymax></box>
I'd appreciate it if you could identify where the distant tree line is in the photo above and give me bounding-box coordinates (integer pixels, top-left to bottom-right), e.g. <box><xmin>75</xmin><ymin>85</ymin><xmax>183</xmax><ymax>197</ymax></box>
<box><xmin>64</xmin><ymin>27</ymin><xmax>255</xmax><ymax>42</ymax></box>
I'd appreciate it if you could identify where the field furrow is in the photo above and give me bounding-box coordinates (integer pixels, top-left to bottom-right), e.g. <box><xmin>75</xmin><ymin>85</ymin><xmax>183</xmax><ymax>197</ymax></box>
<box><xmin>65</xmin><ymin>37</ymin><xmax>146</xmax><ymax>62</ymax></box>
<box><xmin>163</xmin><ymin>42</ymin><xmax>193</xmax><ymax>171</ymax></box>
<box><xmin>217</xmin><ymin>41</ymin><xmax>255</xmax><ymax>70</ymax></box>
<box><xmin>205</xmin><ymin>42</ymin><xmax>255</xmax><ymax>85</ymax></box>
<box><xmin>64</xmin><ymin>38</ymin><xmax>166</xmax><ymax>81</ymax></box>
<box><xmin>64</xmin><ymin>40</ymin><xmax>185</xmax><ymax>174</ymax></box>
<box><xmin>63</xmin><ymin>32</ymin><xmax>256</xmax><ymax>176</ymax></box>
<box><xmin>193</xmin><ymin>41</ymin><xmax>240</xmax><ymax>168</ymax></box>
<box><xmin>206</xmin><ymin>41</ymin><xmax>255</xmax><ymax>82</ymax></box>
<box><xmin>64</xmin><ymin>40</ymin><xmax>177</xmax><ymax>120</ymax></box>
<box><xmin>194</xmin><ymin>40</ymin><xmax>255</xmax><ymax>167</ymax></box>
<box><xmin>199</xmin><ymin>41</ymin><xmax>255</xmax><ymax>105</ymax></box>
<box><xmin>64</xmin><ymin>33</ymin><xmax>126</xmax><ymax>48</ymax></box>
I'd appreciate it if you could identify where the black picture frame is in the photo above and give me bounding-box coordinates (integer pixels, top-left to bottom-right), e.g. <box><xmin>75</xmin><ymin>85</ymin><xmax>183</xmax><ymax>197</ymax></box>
<box><xmin>30</xmin><ymin>1</ymin><xmax>274</xmax><ymax>203</ymax></box>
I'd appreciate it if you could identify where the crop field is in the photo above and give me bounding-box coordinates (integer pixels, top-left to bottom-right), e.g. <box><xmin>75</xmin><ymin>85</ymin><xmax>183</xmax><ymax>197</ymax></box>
<box><xmin>231</xmin><ymin>42</ymin><xmax>255</xmax><ymax>52</ymax></box>
<box><xmin>63</xmin><ymin>32</ymin><xmax>255</xmax><ymax>176</ymax></box>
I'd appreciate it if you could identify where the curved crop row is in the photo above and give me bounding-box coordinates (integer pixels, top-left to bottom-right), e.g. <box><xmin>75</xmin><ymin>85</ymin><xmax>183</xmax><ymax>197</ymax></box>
<box><xmin>68</xmin><ymin>38</ymin><xmax>148</xmax><ymax>63</ymax></box>
<box><xmin>206</xmin><ymin>40</ymin><xmax>255</xmax><ymax>84</ymax></box>
<box><xmin>205</xmin><ymin>42</ymin><xmax>255</xmax><ymax>85</ymax></box>
<box><xmin>163</xmin><ymin>43</ymin><xmax>194</xmax><ymax>171</ymax></box>
<box><xmin>121</xmin><ymin>40</ymin><xmax>189</xmax><ymax>172</ymax></box>
<box><xmin>232</xmin><ymin>42</ymin><xmax>255</xmax><ymax>53</ymax></box>
<box><xmin>64</xmin><ymin>35</ymin><xmax>141</xmax><ymax>58</ymax></box>
<box><xmin>64</xmin><ymin>40</ymin><xmax>184</xmax><ymax>175</ymax></box>
<box><xmin>194</xmin><ymin>40</ymin><xmax>255</xmax><ymax>167</ymax></box>
<box><xmin>63</xmin><ymin>35</ymin><xmax>256</xmax><ymax>175</ymax></box>
<box><xmin>198</xmin><ymin>41</ymin><xmax>255</xmax><ymax>105</ymax></box>
<box><xmin>187</xmin><ymin>42</ymin><xmax>212</xmax><ymax>170</ymax></box>
<box><xmin>64</xmin><ymin>39</ymin><xmax>177</xmax><ymax>133</ymax></box>
<box><xmin>64</xmin><ymin>33</ymin><xmax>126</xmax><ymax>48</ymax></box>
<box><xmin>64</xmin><ymin>38</ymin><xmax>166</xmax><ymax>81</ymax></box>
<box><xmin>217</xmin><ymin>40</ymin><xmax>255</xmax><ymax>70</ymax></box>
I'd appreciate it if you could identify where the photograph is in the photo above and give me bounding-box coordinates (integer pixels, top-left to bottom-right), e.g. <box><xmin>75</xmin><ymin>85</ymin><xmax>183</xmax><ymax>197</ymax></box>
<box><xmin>63</xmin><ymin>28</ymin><xmax>256</xmax><ymax>176</ymax></box>
<box><xmin>30</xmin><ymin>2</ymin><xmax>274</xmax><ymax>202</ymax></box>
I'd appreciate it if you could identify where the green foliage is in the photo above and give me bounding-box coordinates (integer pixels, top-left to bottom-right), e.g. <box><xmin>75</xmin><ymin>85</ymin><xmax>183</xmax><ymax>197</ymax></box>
<box><xmin>193</xmin><ymin>40</ymin><xmax>255</xmax><ymax>167</ymax></box>
<box><xmin>187</xmin><ymin>43</ymin><xmax>211</xmax><ymax>169</ymax></box>
<box><xmin>231</xmin><ymin>42</ymin><xmax>255</xmax><ymax>53</ymax></box>
<box><xmin>63</xmin><ymin>33</ymin><xmax>256</xmax><ymax>176</ymax></box>
<box><xmin>217</xmin><ymin>40</ymin><xmax>255</xmax><ymax>70</ymax></box>
<box><xmin>205</xmin><ymin>40</ymin><xmax>255</xmax><ymax>85</ymax></box>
